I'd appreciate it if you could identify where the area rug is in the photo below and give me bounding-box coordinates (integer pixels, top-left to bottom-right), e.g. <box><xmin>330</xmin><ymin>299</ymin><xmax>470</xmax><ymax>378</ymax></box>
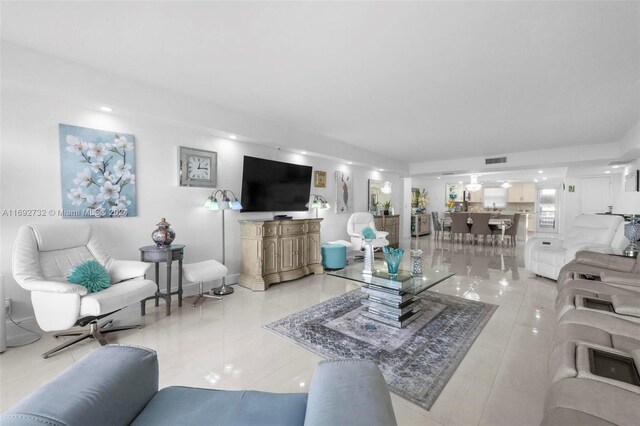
<box><xmin>264</xmin><ymin>289</ymin><xmax>497</xmax><ymax>410</ymax></box>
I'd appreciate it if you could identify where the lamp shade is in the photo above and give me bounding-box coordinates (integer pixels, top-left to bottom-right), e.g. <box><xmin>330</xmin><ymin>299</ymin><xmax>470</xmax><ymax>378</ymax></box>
<box><xmin>612</xmin><ymin>192</ymin><xmax>640</xmax><ymax>215</ymax></box>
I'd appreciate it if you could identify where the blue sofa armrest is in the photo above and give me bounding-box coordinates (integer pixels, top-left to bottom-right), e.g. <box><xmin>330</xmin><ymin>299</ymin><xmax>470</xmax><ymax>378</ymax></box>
<box><xmin>2</xmin><ymin>345</ymin><xmax>159</xmax><ymax>426</ymax></box>
<box><xmin>304</xmin><ymin>360</ymin><xmax>397</xmax><ymax>426</ymax></box>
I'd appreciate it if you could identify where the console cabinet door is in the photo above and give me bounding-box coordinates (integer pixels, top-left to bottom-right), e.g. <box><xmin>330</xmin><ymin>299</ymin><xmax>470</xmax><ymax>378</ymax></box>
<box><xmin>294</xmin><ymin>236</ymin><xmax>306</xmax><ymax>269</ymax></box>
<box><xmin>308</xmin><ymin>233</ymin><xmax>321</xmax><ymax>264</ymax></box>
<box><xmin>279</xmin><ymin>237</ymin><xmax>296</xmax><ymax>271</ymax></box>
<box><xmin>262</xmin><ymin>238</ymin><xmax>278</xmax><ymax>275</ymax></box>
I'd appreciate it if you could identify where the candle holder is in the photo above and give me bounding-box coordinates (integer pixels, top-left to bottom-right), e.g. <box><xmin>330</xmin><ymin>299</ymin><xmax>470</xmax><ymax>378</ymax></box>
<box><xmin>363</xmin><ymin>240</ymin><xmax>375</xmax><ymax>275</ymax></box>
<box><xmin>410</xmin><ymin>249</ymin><xmax>423</xmax><ymax>276</ymax></box>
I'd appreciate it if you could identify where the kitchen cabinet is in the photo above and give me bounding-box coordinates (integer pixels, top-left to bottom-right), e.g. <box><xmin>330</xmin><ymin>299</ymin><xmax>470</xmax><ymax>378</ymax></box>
<box><xmin>469</xmin><ymin>190</ymin><xmax>484</xmax><ymax>203</ymax></box>
<box><xmin>374</xmin><ymin>215</ymin><xmax>400</xmax><ymax>248</ymax></box>
<box><xmin>411</xmin><ymin>214</ymin><xmax>431</xmax><ymax>237</ymax></box>
<box><xmin>239</xmin><ymin>219</ymin><xmax>323</xmax><ymax>291</ymax></box>
<box><xmin>508</xmin><ymin>183</ymin><xmax>536</xmax><ymax>203</ymax></box>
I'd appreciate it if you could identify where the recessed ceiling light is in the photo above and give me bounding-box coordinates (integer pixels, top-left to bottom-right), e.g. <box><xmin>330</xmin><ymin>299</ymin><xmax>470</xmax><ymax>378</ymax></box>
<box><xmin>458</xmin><ymin>181</ymin><xmax>463</xmax><ymax>184</ymax></box>
<box><xmin>538</xmin><ymin>170</ymin><xmax>543</xmax><ymax>174</ymax></box>
<box><xmin>605</xmin><ymin>171</ymin><xmax>611</xmax><ymax>174</ymax></box>
<box><xmin>301</xmin><ymin>151</ymin><xmax>307</xmax><ymax>155</ymax></box>
<box><xmin>534</xmin><ymin>179</ymin><xmax>539</xmax><ymax>182</ymax></box>
<box><xmin>347</xmin><ymin>161</ymin><xmax>353</xmax><ymax>165</ymax></box>
<box><xmin>379</xmin><ymin>169</ymin><xmax>384</xmax><ymax>172</ymax></box>
<box><xmin>99</xmin><ymin>106</ymin><xmax>113</xmax><ymax>112</ymax></box>
<box><xmin>542</xmin><ymin>177</ymin><xmax>547</xmax><ymax>180</ymax></box>
<box><xmin>437</xmin><ymin>177</ymin><xmax>441</xmax><ymax>180</ymax></box>
<box><xmin>229</xmin><ymin>134</ymin><xmax>237</xmax><ymax>140</ymax></box>
<box><xmin>612</xmin><ymin>165</ymin><xmax>621</xmax><ymax>169</ymax></box>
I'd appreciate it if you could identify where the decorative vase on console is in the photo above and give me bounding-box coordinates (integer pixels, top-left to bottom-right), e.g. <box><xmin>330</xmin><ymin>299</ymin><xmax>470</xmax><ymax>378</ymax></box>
<box><xmin>151</xmin><ymin>218</ymin><xmax>175</xmax><ymax>248</ymax></box>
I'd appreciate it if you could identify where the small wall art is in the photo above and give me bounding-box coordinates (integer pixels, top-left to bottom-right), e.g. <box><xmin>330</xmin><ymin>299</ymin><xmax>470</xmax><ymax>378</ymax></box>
<box><xmin>568</xmin><ymin>185</ymin><xmax>576</xmax><ymax>193</ymax></box>
<box><xmin>335</xmin><ymin>171</ymin><xmax>353</xmax><ymax>214</ymax></box>
<box><xmin>314</xmin><ymin>170</ymin><xmax>327</xmax><ymax>188</ymax></box>
<box><xmin>59</xmin><ymin>124</ymin><xmax>137</xmax><ymax>218</ymax></box>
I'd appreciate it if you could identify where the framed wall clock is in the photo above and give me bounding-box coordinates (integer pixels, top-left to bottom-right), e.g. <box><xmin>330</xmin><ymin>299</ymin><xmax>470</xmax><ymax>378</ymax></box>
<box><xmin>178</xmin><ymin>147</ymin><xmax>217</xmax><ymax>188</ymax></box>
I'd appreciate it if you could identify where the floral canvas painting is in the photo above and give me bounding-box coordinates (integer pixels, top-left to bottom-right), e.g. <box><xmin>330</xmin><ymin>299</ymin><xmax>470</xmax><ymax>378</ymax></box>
<box><xmin>59</xmin><ymin>124</ymin><xmax>137</xmax><ymax>218</ymax></box>
<box><xmin>335</xmin><ymin>171</ymin><xmax>353</xmax><ymax>214</ymax></box>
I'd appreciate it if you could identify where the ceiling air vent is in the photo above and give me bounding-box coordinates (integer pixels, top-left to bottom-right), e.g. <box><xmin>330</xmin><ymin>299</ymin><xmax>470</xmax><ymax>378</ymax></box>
<box><xmin>441</xmin><ymin>172</ymin><xmax>455</xmax><ymax>176</ymax></box>
<box><xmin>485</xmin><ymin>156</ymin><xmax>507</xmax><ymax>165</ymax></box>
<box><xmin>608</xmin><ymin>160</ymin><xmax>633</xmax><ymax>167</ymax></box>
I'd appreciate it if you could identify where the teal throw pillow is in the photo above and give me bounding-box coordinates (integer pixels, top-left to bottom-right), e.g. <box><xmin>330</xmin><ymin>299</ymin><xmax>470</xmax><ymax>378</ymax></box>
<box><xmin>67</xmin><ymin>260</ymin><xmax>111</xmax><ymax>293</ymax></box>
<box><xmin>361</xmin><ymin>227</ymin><xmax>377</xmax><ymax>240</ymax></box>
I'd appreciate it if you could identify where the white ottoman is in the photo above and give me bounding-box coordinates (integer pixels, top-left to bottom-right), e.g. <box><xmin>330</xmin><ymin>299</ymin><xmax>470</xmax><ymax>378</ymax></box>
<box><xmin>183</xmin><ymin>260</ymin><xmax>228</xmax><ymax>307</ymax></box>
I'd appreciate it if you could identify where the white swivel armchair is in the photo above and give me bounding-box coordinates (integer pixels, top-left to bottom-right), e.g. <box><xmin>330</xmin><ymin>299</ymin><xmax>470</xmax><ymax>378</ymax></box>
<box><xmin>347</xmin><ymin>212</ymin><xmax>389</xmax><ymax>251</ymax></box>
<box><xmin>12</xmin><ymin>222</ymin><xmax>157</xmax><ymax>358</ymax></box>
<box><xmin>524</xmin><ymin>214</ymin><xmax>626</xmax><ymax>281</ymax></box>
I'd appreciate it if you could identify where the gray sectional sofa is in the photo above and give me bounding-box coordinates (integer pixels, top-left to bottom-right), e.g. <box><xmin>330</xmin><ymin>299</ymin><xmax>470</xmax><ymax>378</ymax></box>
<box><xmin>1</xmin><ymin>345</ymin><xmax>397</xmax><ymax>426</ymax></box>
<box><xmin>543</xmin><ymin>251</ymin><xmax>640</xmax><ymax>425</ymax></box>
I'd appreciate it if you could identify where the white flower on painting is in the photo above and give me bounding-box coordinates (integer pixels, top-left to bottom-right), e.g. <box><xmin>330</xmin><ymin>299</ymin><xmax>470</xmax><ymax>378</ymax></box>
<box><xmin>100</xmin><ymin>181</ymin><xmax>121</xmax><ymax>200</ymax></box>
<box><xmin>115</xmin><ymin>195</ymin><xmax>131</xmax><ymax>208</ymax></box>
<box><xmin>114</xmin><ymin>135</ymin><xmax>126</xmax><ymax>149</ymax></box>
<box><xmin>97</xmin><ymin>171</ymin><xmax>114</xmax><ymax>184</ymax></box>
<box><xmin>114</xmin><ymin>135</ymin><xmax>134</xmax><ymax>151</ymax></box>
<box><xmin>112</xmin><ymin>159</ymin><xmax>132</xmax><ymax>177</ymax></box>
<box><xmin>73</xmin><ymin>167</ymin><xmax>92</xmax><ymax>186</ymax></box>
<box><xmin>65</xmin><ymin>135</ymin><xmax>86</xmax><ymax>154</ymax></box>
<box><xmin>85</xmin><ymin>194</ymin><xmax>105</xmax><ymax>210</ymax></box>
<box><xmin>89</xmin><ymin>162</ymin><xmax>102</xmax><ymax>173</ymax></box>
<box><xmin>121</xmin><ymin>172</ymin><xmax>135</xmax><ymax>185</ymax></box>
<box><xmin>67</xmin><ymin>187</ymin><xmax>87</xmax><ymax>205</ymax></box>
<box><xmin>86</xmin><ymin>143</ymin><xmax>108</xmax><ymax>162</ymax></box>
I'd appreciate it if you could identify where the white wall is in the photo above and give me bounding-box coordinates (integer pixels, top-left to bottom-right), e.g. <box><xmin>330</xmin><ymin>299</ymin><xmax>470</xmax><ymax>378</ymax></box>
<box><xmin>1</xmin><ymin>53</ymin><xmax>403</xmax><ymax>329</ymax></box>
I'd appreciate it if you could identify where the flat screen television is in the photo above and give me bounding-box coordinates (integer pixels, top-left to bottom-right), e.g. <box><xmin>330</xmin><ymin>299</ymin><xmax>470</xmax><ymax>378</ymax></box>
<box><xmin>240</xmin><ymin>156</ymin><xmax>313</xmax><ymax>212</ymax></box>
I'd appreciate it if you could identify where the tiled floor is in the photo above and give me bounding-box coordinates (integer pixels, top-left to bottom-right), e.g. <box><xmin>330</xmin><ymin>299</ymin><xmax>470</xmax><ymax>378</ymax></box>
<box><xmin>0</xmin><ymin>235</ymin><xmax>557</xmax><ymax>425</ymax></box>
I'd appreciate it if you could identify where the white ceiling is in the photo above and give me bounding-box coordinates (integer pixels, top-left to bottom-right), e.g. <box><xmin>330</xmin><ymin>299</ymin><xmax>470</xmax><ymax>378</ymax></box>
<box><xmin>2</xmin><ymin>1</ymin><xmax>639</xmax><ymax>164</ymax></box>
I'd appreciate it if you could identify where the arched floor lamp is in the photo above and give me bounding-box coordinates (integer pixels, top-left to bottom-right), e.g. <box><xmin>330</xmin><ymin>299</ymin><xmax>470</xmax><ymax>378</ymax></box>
<box><xmin>204</xmin><ymin>189</ymin><xmax>242</xmax><ymax>295</ymax></box>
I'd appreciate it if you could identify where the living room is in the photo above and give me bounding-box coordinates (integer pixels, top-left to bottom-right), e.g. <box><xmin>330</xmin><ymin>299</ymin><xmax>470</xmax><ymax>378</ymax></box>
<box><xmin>1</xmin><ymin>2</ymin><xmax>639</xmax><ymax>425</ymax></box>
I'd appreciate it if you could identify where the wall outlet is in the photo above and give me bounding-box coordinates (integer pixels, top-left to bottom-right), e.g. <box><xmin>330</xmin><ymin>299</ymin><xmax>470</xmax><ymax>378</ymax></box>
<box><xmin>4</xmin><ymin>298</ymin><xmax>10</xmax><ymax>316</ymax></box>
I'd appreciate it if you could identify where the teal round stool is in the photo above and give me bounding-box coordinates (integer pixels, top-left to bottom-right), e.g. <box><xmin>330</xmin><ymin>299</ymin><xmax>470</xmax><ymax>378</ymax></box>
<box><xmin>321</xmin><ymin>243</ymin><xmax>347</xmax><ymax>270</ymax></box>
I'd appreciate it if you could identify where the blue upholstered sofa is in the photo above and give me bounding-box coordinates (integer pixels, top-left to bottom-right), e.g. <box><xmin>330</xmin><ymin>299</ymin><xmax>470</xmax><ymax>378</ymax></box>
<box><xmin>1</xmin><ymin>345</ymin><xmax>397</xmax><ymax>426</ymax></box>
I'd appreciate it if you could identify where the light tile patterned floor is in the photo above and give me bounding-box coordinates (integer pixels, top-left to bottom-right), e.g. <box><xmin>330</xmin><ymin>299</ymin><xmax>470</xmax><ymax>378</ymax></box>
<box><xmin>0</xmin><ymin>235</ymin><xmax>556</xmax><ymax>425</ymax></box>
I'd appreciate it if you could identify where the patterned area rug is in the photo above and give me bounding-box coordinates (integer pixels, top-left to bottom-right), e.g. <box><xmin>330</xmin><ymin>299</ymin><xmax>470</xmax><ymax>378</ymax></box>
<box><xmin>264</xmin><ymin>289</ymin><xmax>497</xmax><ymax>410</ymax></box>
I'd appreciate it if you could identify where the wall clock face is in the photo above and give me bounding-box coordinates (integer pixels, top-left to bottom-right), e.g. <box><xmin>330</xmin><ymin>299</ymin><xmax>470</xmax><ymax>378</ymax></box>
<box><xmin>187</xmin><ymin>156</ymin><xmax>211</xmax><ymax>179</ymax></box>
<box><xmin>179</xmin><ymin>147</ymin><xmax>217</xmax><ymax>188</ymax></box>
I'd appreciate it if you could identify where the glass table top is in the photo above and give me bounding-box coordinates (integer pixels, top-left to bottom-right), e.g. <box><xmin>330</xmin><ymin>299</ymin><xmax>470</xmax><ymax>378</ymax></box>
<box><xmin>327</xmin><ymin>262</ymin><xmax>454</xmax><ymax>295</ymax></box>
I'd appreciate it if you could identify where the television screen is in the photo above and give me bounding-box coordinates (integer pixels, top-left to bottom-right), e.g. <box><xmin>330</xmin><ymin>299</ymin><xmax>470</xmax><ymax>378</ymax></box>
<box><xmin>240</xmin><ymin>156</ymin><xmax>313</xmax><ymax>212</ymax></box>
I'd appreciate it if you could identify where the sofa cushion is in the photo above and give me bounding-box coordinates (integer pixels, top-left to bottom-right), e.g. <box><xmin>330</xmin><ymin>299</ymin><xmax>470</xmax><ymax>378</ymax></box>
<box><xmin>2</xmin><ymin>345</ymin><xmax>158</xmax><ymax>426</ymax></box>
<box><xmin>561</xmin><ymin>215</ymin><xmax>623</xmax><ymax>249</ymax></box>
<box><xmin>131</xmin><ymin>386</ymin><xmax>308</xmax><ymax>426</ymax></box>
<box><xmin>543</xmin><ymin>378</ymin><xmax>640</xmax><ymax>426</ymax></box>
<box><xmin>563</xmin><ymin>226</ymin><xmax>616</xmax><ymax>249</ymax></box>
<box><xmin>534</xmin><ymin>247</ymin><xmax>566</xmax><ymax>266</ymax></box>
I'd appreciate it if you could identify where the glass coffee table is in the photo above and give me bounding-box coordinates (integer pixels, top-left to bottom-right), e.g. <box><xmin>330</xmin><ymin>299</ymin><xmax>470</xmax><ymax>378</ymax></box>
<box><xmin>328</xmin><ymin>263</ymin><xmax>454</xmax><ymax>328</ymax></box>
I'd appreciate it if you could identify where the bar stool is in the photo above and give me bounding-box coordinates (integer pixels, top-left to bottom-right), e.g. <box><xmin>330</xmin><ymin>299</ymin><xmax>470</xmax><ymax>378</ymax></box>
<box><xmin>183</xmin><ymin>260</ymin><xmax>228</xmax><ymax>307</ymax></box>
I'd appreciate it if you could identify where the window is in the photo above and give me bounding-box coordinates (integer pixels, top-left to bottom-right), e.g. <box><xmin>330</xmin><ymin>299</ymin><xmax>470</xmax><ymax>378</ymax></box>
<box><xmin>483</xmin><ymin>188</ymin><xmax>507</xmax><ymax>208</ymax></box>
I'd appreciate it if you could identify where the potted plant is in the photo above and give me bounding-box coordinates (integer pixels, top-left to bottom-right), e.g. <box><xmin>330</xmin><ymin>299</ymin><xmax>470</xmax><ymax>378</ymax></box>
<box><xmin>383</xmin><ymin>201</ymin><xmax>392</xmax><ymax>215</ymax></box>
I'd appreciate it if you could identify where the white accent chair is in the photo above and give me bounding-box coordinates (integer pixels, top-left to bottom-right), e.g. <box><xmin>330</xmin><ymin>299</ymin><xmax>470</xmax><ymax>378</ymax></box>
<box><xmin>524</xmin><ymin>214</ymin><xmax>626</xmax><ymax>280</ymax></box>
<box><xmin>12</xmin><ymin>222</ymin><xmax>157</xmax><ymax>358</ymax></box>
<box><xmin>347</xmin><ymin>212</ymin><xmax>389</xmax><ymax>252</ymax></box>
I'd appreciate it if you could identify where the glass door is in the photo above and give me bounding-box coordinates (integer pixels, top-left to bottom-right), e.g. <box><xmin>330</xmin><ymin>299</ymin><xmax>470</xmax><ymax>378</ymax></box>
<box><xmin>537</xmin><ymin>188</ymin><xmax>558</xmax><ymax>233</ymax></box>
